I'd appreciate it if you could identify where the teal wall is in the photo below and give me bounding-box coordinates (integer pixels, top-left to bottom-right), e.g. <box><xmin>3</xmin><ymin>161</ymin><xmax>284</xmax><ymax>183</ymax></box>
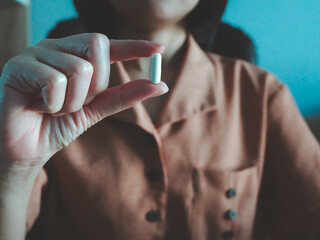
<box><xmin>31</xmin><ymin>0</ymin><xmax>320</xmax><ymax>116</ymax></box>
<box><xmin>31</xmin><ymin>0</ymin><xmax>77</xmax><ymax>45</ymax></box>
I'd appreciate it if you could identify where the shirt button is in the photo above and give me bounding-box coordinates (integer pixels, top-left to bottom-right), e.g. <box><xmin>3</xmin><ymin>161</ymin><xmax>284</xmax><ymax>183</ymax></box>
<box><xmin>222</xmin><ymin>230</ymin><xmax>235</xmax><ymax>239</ymax></box>
<box><xmin>146</xmin><ymin>168</ymin><xmax>162</xmax><ymax>183</ymax></box>
<box><xmin>145</xmin><ymin>210</ymin><xmax>161</xmax><ymax>222</ymax></box>
<box><xmin>226</xmin><ymin>189</ymin><xmax>236</xmax><ymax>198</ymax></box>
<box><xmin>225</xmin><ymin>209</ymin><xmax>237</xmax><ymax>220</ymax></box>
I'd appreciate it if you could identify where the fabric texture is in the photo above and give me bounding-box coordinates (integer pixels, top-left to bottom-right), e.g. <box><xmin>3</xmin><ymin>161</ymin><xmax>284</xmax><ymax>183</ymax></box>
<box><xmin>26</xmin><ymin>35</ymin><xmax>320</xmax><ymax>240</ymax></box>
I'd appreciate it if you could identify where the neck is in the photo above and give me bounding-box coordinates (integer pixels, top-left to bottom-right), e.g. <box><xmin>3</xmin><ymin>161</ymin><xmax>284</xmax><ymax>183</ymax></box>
<box><xmin>115</xmin><ymin>19</ymin><xmax>188</xmax><ymax>85</ymax></box>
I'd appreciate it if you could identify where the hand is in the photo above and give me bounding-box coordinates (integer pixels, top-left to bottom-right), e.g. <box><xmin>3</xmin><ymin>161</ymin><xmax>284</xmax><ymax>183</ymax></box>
<box><xmin>0</xmin><ymin>33</ymin><xmax>168</xmax><ymax>175</ymax></box>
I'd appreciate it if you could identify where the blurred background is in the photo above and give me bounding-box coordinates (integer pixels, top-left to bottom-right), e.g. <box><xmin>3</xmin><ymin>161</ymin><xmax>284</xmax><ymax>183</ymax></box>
<box><xmin>1</xmin><ymin>0</ymin><xmax>320</xmax><ymax>118</ymax></box>
<box><xmin>29</xmin><ymin>0</ymin><xmax>320</xmax><ymax>117</ymax></box>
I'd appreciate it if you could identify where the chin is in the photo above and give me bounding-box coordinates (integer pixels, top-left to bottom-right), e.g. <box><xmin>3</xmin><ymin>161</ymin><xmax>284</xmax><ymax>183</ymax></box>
<box><xmin>110</xmin><ymin>0</ymin><xmax>199</xmax><ymax>28</ymax></box>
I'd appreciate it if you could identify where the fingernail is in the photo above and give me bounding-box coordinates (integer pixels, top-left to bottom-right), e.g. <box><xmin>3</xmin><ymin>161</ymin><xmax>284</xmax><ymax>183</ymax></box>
<box><xmin>147</xmin><ymin>42</ymin><xmax>166</xmax><ymax>52</ymax></box>
<box><xmin>157</xmin><ymin>45</ymin><xmax>166</xmax><ymax>53</ymax></box>
<box><xmin>161</xmin><ymin>83</ymin><xmax>169</xmax><ymax>93</ymax></box>
<box><xmin>154</xmin><ymin>82</ymin><xmax>169</xmax><ymax>95</ymax></box>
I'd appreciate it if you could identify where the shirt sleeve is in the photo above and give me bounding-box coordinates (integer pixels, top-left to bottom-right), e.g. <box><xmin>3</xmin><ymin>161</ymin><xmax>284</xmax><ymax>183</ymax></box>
<box><xmin>26</xmin><ymin>168</ymin><xmax>48</xmax><ymax>232</ymax></box>
<box><xmin>261</xmin><ymin>82</ymin><xmax>320</xmax><ymax>239</ymax></box>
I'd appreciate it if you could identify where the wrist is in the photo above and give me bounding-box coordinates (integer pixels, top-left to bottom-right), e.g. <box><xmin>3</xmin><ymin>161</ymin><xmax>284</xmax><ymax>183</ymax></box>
<box><xmin>0</xmin><ymin>149</ymin><xmax>45</xmax><ymax>179</ymax></box>
<box><xmin>0</xmin><ymin>164</ymin><xmax>33</xmax><ymax>240</ymax></box>
<box><xmin>0</xmin><ymin>159</ymin><xmax>41</xmax><ymax>187</ymax></box>
<box><xmin>0</xmin><ymin>169</ymin><xmax>38</xmax><ymax>209</ymax></box>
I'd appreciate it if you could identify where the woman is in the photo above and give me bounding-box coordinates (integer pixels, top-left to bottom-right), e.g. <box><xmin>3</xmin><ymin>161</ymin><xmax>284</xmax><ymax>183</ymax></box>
<box><xmin>0</xmin><ymin>0</ymin><xmax>319</xmax><ymax>239</ymax></box>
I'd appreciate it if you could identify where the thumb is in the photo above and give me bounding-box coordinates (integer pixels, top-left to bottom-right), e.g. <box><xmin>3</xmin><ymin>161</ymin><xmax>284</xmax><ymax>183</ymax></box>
<box><xmin>83</xmin><ymin>80</ymin><xmax>169</xmax><ymax>125</ymax></box>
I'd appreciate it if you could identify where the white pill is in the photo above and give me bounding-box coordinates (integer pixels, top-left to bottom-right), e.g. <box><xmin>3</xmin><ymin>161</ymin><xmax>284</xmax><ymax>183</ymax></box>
<box><xmin>149</xmin><ymin>53</ymin><xmax>162</xmax><ymax>84</ymax></box>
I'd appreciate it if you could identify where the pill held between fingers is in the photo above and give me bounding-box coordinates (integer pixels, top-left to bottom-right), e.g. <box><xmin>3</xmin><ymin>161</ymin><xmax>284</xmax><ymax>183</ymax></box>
<box><xmin>149</xmin><ymin>53</ymin><xmax>162</xmax><ymax>84</ymax></box>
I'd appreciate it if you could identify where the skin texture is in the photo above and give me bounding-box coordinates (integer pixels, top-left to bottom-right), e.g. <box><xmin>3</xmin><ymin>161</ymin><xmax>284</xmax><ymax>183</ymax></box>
<box><xmin>0</xmin><ymin>34</ymin><xmax>168</xmax><ymax>168</ymax></box>
<box><xmin>109</xmin><ymin>0</ymin><xmax>200</xmax><ymax>30</ymax></box>
<box><xmin>0</xmin><ymin>33</ymin><xmax>168</xmax><ymax>239</ymax></box>
<box><xmin>0</xmin><ymin>0</ymin><xmax>200</xmax><ymax>239</ymax></box>
<box><xmin>111</xmin><ymin>0</ymin><xmax>200</xmax><ymax>122</ymax></box>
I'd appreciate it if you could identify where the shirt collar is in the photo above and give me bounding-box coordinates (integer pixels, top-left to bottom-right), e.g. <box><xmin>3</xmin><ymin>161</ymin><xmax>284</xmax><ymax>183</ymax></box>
<box><xmin>108</xmin><ymin>34</ymin><xmax>217</xmax><ymax>133</ymax></box>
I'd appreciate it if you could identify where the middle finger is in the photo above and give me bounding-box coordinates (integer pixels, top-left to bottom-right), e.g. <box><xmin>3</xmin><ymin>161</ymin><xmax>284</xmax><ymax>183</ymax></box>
<box><xmin>28</xmin><ymin>46</ymin><xmax>94</xmax><ymax>113</ymax></box>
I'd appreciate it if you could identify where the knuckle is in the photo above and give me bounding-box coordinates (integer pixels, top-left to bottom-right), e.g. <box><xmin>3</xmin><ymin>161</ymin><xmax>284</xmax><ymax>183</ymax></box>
<box><xmin>47</xmin><ymin>73</ymin><xmax>67</xmax><ymax>87</ymax></box>
<box><xmin>21</xmin><ymin>46</ymin><xmax>40</xmax><ymax>55</ymax></box>
<box><xmin>3</xmin><ymin>56</ymin><xmax>25</xmax><ymax>73</ymax></box>
<box><xmin>90</xmin><ymin>82</ymin><xmax>109</xmax><ymax>95</ymax></box>
<box><xmin>69</xmin><ymin>60</ymin><xmax>93</xmax><ymax>78</ymax></box>
<box><xmin>74</xmin><ymin>61</ymin><xmax>94</xmax><ymax>77</ymax></box>
<box><xmin>46</xmin><ymin>105</ymin><xmax>62</xmax><ymax>114</ymax></box>
<box><xmin>88</xmin><ymin>33</ymin><xmax>109</xmax><ymax>51</ymax></box>
<box><xmin>37</xmin><ymin>38</ymin><xmax>51</xmax><ymax>47</ymax></box>
<box><xmin>2</xmin><ymin>56</ymin><xmax>28</xmax><ymax>83</ymax></box>
<box><xmin>4</xmin><ymin>56</ymin><xmax>19</xmax><ymax>69</ymax></box>
<box><xmin>2</xmin><ymin>62</ymin><xmax>15</xmax><ymax>82</ymax></box>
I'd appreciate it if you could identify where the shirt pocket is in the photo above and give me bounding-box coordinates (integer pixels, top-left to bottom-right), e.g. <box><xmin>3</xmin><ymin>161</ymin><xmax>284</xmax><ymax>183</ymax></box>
<box><xmin>191</xmin><ymin>163</ymin><xmax>260</xmax><ymax>240</ymax></box>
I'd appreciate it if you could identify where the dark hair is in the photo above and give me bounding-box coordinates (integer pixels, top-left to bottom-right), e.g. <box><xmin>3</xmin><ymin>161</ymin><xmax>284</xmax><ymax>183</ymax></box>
<box><xmin>73</xmin><ymin>0</ymin><xmax>228</xmax><ymax>39</ymax></box>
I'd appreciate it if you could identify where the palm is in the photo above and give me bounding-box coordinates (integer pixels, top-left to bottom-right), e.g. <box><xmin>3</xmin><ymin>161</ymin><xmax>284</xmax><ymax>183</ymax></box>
<box><xmin>2</xmin><ymin>102</ymin><xmax>88</xmax><ymax>165</ymax></box>
<box><xmin>42</xmin><ymin>109</ymin><xmax>88</xmax><ymax>153</ymax></box>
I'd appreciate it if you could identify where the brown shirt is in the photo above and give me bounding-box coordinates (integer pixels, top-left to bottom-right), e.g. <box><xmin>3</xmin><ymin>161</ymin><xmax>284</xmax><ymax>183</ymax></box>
<box><xmin>27</xmin><ymin>35</ymin><xmax>320</xmax><ymax>240</ymax></box>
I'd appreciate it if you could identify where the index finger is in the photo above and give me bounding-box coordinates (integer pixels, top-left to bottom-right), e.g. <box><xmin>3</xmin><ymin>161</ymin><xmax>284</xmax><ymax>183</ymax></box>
<box><xmin>49</xmin><ymin>33</ymin><xmax>164</xmax><ymax>63</ymax></box>
<box><xmin>44</xmin><ymin>33</ymin><xmax>164</xmax><ymax>96</ymax></box>
<box><xmin>109</xmin><ymin>39</ymin><xmax>165</xmax><ymax>63</ymax></box>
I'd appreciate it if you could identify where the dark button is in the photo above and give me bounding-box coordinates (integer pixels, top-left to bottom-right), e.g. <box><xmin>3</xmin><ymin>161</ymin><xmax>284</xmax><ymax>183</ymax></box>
<box><xmin>225</xmin><ymin>209</ymin><xmax>237</xmax><ymax>220</ymax></box>
<box><xmin>146</xmin><ymin>168</ymin><xmax>162</xmax><ymax>183</ymax></box>
<box><xmin>222</xmin><ymin>230</ymin><xmax>235</xmax><ymax>239</ymax></box>
<box><xmin>226</xmin><ymin>188</ymin><xmax>236</xmax><ymax>198</ymax></box>
<box><xmin>145</xmin><ymin>210</ymin><xmax>161</xmax><ymax>222</ymax></box>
